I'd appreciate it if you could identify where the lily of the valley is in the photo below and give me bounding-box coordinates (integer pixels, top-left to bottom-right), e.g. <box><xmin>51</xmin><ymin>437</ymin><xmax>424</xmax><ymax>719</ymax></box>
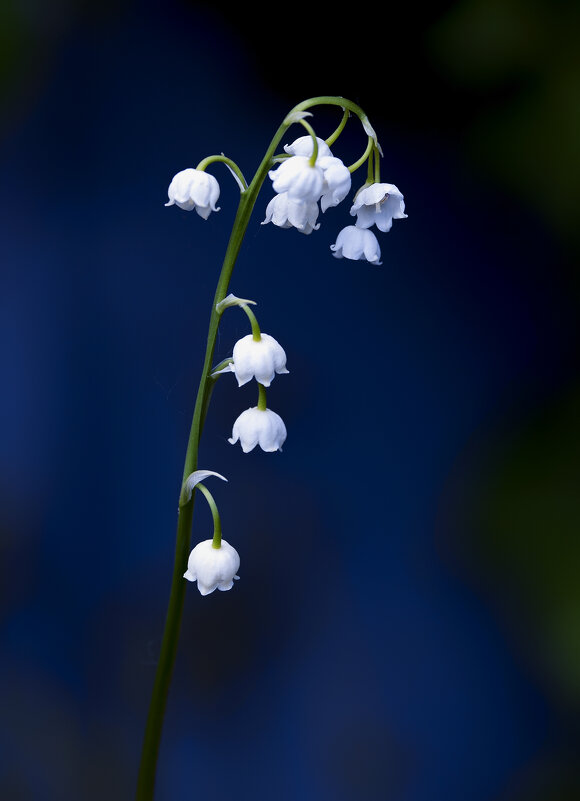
<box><xmin>350</xmin><ymin>183</ymin><xmax>407</xmax><ymax>231</ymax></box>
<box><xmin>165</xmin><ymin>168</ymin><xmax>220</xmax><ymax>218</ymax></box>
<box><xmin>221</xmin><ymin>333</ymin><xmax>289</xmax><ymax>387</ymax></box>
<box><xmin>283</xmin><ymin>135</ymin><xmax>333</xmax><ymax>159</ymax></box>
<box><xmin>318</xmin><ymin>156</ymin><xmax>352</xmax><ymax>212</ymax></box>
<box><xmin>330</xmin><ymin>225</ymin><xmax>382</xmax><ymax>265</ymax></box>
<box><xmin>184</xmin><ymin>539</ymin><xmax>240</xmax><ymax>596</ymax></box>
<box><xmin>269</xmin><ymin>156</ymin><xmax>325</xmax><ymax>204</ymax></box>
<box><xmin>229</xmin><ymin>407</ymin><xmax>287</xmax><ymax>453</ymax></box>
<box><xmin>262</xmin><ymin>191</ymin><xmax>320</xmax><ymax>234</ymax></box>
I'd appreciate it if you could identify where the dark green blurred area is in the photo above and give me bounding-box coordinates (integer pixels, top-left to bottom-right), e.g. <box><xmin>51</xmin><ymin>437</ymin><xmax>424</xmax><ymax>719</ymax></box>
<box><xmin>426</xmin><ymin>6</ymin><xmax>580</xmax><ymax>798</ymax></box>
<box><xmin>442</xmin><ymin>376</ymin><xmax>580</xmax><ymax>698</ymax></box>
<box><xmin>425</xmin><ymin>0</ymin><xmax>580</xmax><ymax>748</ymax></box>
<box><xmin>426</xmin><ymin>0</ymin><xmax>580</xmax><ymax>254</ymax></box>
<box><xmin>484</xmin><ymin>385</ymin><xmax>580</xmax><ymax>709</ymax></box>
<box><xmin>440</xmin><ymin>377</ymin><xmax>580</xmax><ymax>800</ymax></box>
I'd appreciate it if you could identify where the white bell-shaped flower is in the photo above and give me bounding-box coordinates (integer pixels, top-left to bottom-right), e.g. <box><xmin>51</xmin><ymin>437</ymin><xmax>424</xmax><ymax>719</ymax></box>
<box><xmin>229</xmin><ymin>407</ymin><xmax>287</xmax><ymax>453</ymax></box>
<box><xmin>350</xmin><ymin>183</ymin><xmax>407</xmax><ymax>232</ymax></box>
<box><xmin>283</xmin><ymin>135</ymin><xmax>333</xmax><ymax>159</ymax></box>
<box><xmin>318</xmin><ymin>156</ymin><xmax>352</xmax><ymax>212</ymax></box>
<box><xmin>226</xmin><ymin>333</ymin><xmax>289</xmax><ymax>387</ymax></box>
<box><xmin>184</xmin><ymin>539</ymin><xmax>240</xmax><ymax>596</ymax></box>
<box><xmin>165</xmin><ymin>168</ymin><xmax>220</xmax><ymax>219</ymax></box>
<box><xmin>330</xmin><ymin>225</ymin><xmax>382</xmax><ymax>265</ymax></box>
<box><xmin>268</xmin><ymin>156</ymin><xmax>324</xmax><ymax>204</ymax></box>
<box><xmin>262</xmin><ymin>191</ymin><xmax>320</xmax><ymax>234</ymax></box>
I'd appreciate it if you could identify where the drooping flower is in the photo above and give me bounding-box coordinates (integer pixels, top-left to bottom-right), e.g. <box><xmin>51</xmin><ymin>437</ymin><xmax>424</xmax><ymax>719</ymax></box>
<box><xmin>229</xmin><ymin>407</ymin><xmax>287</xmax><ymax>453</ymax></box>
<box><xmin>283</xmin><ymin>135</ymin><xmax>333</xmax><ymax>159</ymax></box>
<box><xmin>183</xmin><ymin>539</ymin><xmax>240</xmax><ymax>596</ymax></box>
<box><xmin>165</xmin><ymin>168</ymin><xmax>220</xmax><ymax>218</ymax></box>
<box><xmin>262</xmin><ymin>191</ymin><xmax>320</xmax><ymax>234</ymax></box>
<box><xmin>330</xmin><ymin>225</ymin><xmax>382</xmax><ymax>265</ymax></box>
<box><xmin>219</xmin><ymin>333</ymin><xmax>289</xmax><ymax>387</ymax></box>
<box><xmin>268</xmin><ymin>156</ymin><xmax>324</xmax><ymax>204</ymax></box>
<box><xmin>318</xmin><ymin>156</ymin><xmax>352</xmax><ymax>212</ymax></box>
<box><xmin>350</xmin><ymin>183</ymin><xmax>407</xmax><ymax>232</ymax></box>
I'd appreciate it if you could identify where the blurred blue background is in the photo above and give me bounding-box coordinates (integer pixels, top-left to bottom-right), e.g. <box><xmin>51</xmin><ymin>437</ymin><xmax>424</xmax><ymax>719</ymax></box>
<box><xmin>1</xmin><ymin>1</ymin><xmax>579</xmax><ymax>799</ymax></box>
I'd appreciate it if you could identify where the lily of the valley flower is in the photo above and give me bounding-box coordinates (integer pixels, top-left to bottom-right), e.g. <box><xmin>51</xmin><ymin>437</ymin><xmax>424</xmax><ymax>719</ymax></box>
<box><xmin>330</xmin><ymin>225</ymin><xmax>382</xmax><ymax>265</ymax></box>
<box><xmin>350</xmin><ymin>183</ymin><xmax>407</xmax><ymax>231</ymax></box>
<box><xmin>229</xmin><ymin>407</ymin><xmax>287</xmax><ymax>453</ymax></box>
<box><xmin>165</xmin><ymin>168</ymin><xmax>220</xmax><ymax>218</ymax></box>
<box><xmin>183</xmin><ymin>539</ymin><xmax>240</xmax><ymax>596</ymax></box>
<box><xmin>268</xmin><ymin>156</ymin><xmax>324</xmax><ymax>204</ymax></box>
<box><xmin>318</xmin><ymin>156</ymin><xmax>352</xmax><ymax>212</ymax></box>
<box><xmin>222</xmin><ymin>333</ymin><xmax>289</xmax><ymax>387</ymax></box>
<box><xmin>262</xmin><ymin>191</ymin><xmax>320</xmax><ymax>234</ymax></box>
<box><xmin>283</xmin><ymin>135</ymin><xmax>333</xmax><ymax>159</ymax></box>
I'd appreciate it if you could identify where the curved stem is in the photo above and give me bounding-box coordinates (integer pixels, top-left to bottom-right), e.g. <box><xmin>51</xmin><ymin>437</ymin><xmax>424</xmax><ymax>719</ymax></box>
<box><xmin>348</xmin><ymin>135</ymin><xmax>374</xmax><ymax>174</ymax></box>
<box><xmin>196</xmin><ymin>154</ymin><xmax>248</xmax><ymax>191</ymax></box>
<box><xmin>298</xmin><ymin>118</ymin><xmax>319</xmax><ymax>166</ymax></box>
<box><xmin>272</xmin><ymin>96</ymin><xmax>372</xmax><ymax>162</ymax></box>
<box><xmin>325</xmin><ymin>107</ymin><xmax>349</xmax><ymax>147</ymax></box>
<box><xmin>291</xmin><ymin>96</ymin><xmax>372</xmax><ymax>138</ymax></box>
<box><xmin>196</xmin><ymin>483</ymin><xmax>222</xmax><ymax>548</ymax></box>
<box><xmin>134</xmin><ymin>106</ymin><xmax>300</xmax><ymax>801</ymax></box>
<box><xmin>367</xmin><ymin>147</ymin><xmax>375</xmax><ymax>184</ymax></box>
<box><xmin>241</xmin><ymin>303</ymin><xmax>262</xmax><ymax>341</ymax></box>
<box><xmin>373</xmin><ymin>145</ymin><xmax>381</xmax><ymax>183</ymax></box>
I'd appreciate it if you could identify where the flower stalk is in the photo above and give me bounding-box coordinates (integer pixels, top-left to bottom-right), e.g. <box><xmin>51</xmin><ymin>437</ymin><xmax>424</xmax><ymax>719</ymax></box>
<box><xmin>195</xmin><ymin>483</ymin><xmax>222</xmax><ymax>548</ymax></box>
<box><xmin>241</xmin><ymin>303</ymin><xmax>262</xmax><ymax>341</ymax></box>
<box><xmin>257</xmin><ymin>382</ymin><xmax>267</xmax><ymax>411</ymax></box>
<box><xmin>135</xmin><ymin>94</ymin><xmax>389</xmax><ymax>801</ymax></box>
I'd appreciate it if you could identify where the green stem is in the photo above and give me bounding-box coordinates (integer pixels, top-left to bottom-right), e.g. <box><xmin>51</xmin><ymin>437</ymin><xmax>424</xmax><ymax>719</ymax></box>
<box><xmin>241</xmin><ymin>303</ymin><xmax>262</xmax><ymax>341</ymax></box>
<box><xmin>134</xmin><ymin>105</ymin><xmax>303</xmax><ymax>801</ymax></box>
<box><xmin>135</xmin><ymin>95</ymin><xmax>374</xmax><ymax>801</ymax></box>
<box><xmin>325</xmin><ymin>107</ymin><xmax>349</xmax><ymax>147</ymax></box>
<box><xmin>299</xmin><ymin>118</ymin><xmax>319</xmax><ymax>166</ymax></box>
<box><xmin>196</xmin><ymin>154</ymin><xmax>248</xmax><ymax>191</ymax></box>
<box><xmin>367</xmin><ymin>147</ymin><xmax>375</xmax><ymax>184</ymax></box>
<box><xmin>257</xmin><ymin>383</ymin><xmax>267</xmax><ymax>411</ymax></box>
<box><xmin>196</xmin><ymin>483</ymin><xmax>222</xmax><ymax>548</ymax></box>
<box><xmin>348</xmin><ymin>135</ymin><xmax>374</xmax><ymax>174</ymax></box>
<box><xmin>291</xmin><ymin>96</ymin><xmax>372</xmax><ymax>137</ymax></box>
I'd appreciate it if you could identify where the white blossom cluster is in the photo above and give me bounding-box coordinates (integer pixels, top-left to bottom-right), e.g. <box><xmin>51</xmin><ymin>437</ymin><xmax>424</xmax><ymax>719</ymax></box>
<box><xmin>262</xmin><ymin>136</ymin><xmax>350</xmax><ymax>234</ymax></box>
<box><xmin>165</xmin><ymin>132</ymin><xmax>407</xmax><ymax>267</ymax></box>
<box><xmin>263</xmin><ymin>135</ymin><xmax>407</xmax><ymax>265</ymax></box>
<box><xmin>164</xmin><ymin>115</ymin><xmax>407</xmax><ymax>598</ymax></box>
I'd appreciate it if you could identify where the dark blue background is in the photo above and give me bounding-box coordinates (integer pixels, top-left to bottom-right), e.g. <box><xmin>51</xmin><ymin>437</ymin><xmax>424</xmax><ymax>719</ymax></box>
<box><xmin>1</xmin><ymin>1</ymin><xmax>579</xmax><ymax>799</ymax></box>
